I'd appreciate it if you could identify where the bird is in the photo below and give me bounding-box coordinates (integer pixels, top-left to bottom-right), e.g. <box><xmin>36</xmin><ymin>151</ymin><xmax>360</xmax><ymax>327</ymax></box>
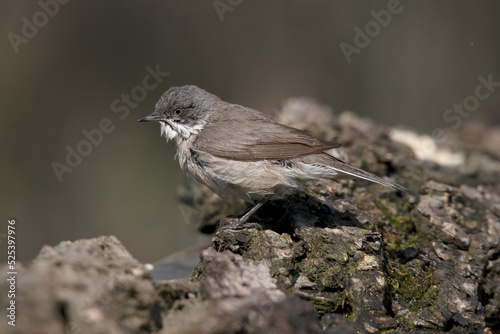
<box><xmin>139</xmin><ymin>85</ymin><xmax>408</xmax><ymax>226</ymax></box>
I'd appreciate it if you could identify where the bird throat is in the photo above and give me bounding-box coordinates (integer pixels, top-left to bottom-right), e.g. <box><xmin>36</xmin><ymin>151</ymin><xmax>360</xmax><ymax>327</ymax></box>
<box><xmin>160</xmin><ymin>120</ymin><xmax>205</xmax><ymax>143</ymax></box>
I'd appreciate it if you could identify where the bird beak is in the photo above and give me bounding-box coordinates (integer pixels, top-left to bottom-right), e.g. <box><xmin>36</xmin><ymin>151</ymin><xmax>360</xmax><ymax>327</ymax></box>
<box><xmin>138</xmin><ymin>112</ymin><xmax>163</xmax><ymax>122</ymax></box>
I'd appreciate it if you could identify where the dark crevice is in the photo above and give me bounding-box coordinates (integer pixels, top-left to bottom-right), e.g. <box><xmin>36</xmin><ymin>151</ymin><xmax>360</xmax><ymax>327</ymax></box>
<box><xmin>443</xmin><ymin>318</ymin><xmax>456</xmax><ymax>332</ymax></box>
<box><xmin>487</xmin><ymin>248</ymin><xmax>500</xmax><ymax>262</ymax></box>
<box><xmin>382</xmin><ymin>160</ymin><xmax>397</xmax><ymax>175</ymax></box>
<box><xmin>477</xmin><ymin>282</ymin><xmax>492</xmax><ymax>306</ymax></box>
<box><xmin>477</xmin><ymin>250</ymin><xmax>500</xmax><ymax>327</ymax></box>
<box><xmin>57</xmin><ymin>301</ymin><xmax>69</xmax><ymax>324</ymax></box>
<box><xmin>321</xmin><ymin>286</ymin><xmax>343</xmax><ymax>294</ymax></box>
<box><xmin>383</xmin><ymin>284</ymin><xmax>395</xmax><ymax>318</ymax></box>
<box><xmin>199</xmin><ymin>224</ymin><xmax>216</xmax><ymax>234</ymax></box>
<box><xmin>332</xmin><ymin>301</ymin><xmax>352</xmax><ymax>315</ymax></box>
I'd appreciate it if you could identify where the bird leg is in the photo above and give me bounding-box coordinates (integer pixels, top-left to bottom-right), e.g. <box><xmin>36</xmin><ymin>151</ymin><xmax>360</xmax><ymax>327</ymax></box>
<box><xmin>220</xmin><ymin>195</ymin><xmax>272</xmax><ymax>230</ymax></box>
<box><xmin>239</xmin><ymin>195</ymin><xmax>272</xmax><ymax>224</ymax></box>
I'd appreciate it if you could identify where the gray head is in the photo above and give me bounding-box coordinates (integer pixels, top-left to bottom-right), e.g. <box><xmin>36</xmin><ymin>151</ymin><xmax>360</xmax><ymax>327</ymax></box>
<box><xmin>138</xmin><ymin>85</ymin><xmax>220</xmax><ymax>141</ymax></box>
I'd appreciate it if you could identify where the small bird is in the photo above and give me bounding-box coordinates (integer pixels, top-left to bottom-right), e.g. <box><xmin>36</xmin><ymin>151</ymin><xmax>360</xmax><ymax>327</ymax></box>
<box><xmin>139</xmin><ymin>85</ymin><xmax>407</xmax><ymax>226</ymax></box>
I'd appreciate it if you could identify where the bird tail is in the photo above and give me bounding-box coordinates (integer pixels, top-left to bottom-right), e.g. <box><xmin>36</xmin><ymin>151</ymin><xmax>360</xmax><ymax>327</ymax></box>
<box><xmin>300</xmin><ymin>153</ymin><xmax>409</xmax><ymax>193</ymax></box>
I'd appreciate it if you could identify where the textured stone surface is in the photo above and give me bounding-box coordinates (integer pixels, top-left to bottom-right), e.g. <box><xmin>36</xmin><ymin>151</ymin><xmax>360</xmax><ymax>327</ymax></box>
<box><xmin>0</xmin><ymin>235</ymin><xmax>162</xmax><ymax>334</ymax></box>
<box><xmin>180</xmin><ymin>98</ymin><xmax>500</xmax><ymax>333</ymax></box>
<box><xmin>161</xmin><ymin>249</ymin><xmax>321</xmax><ymax>334</ymax></box>
<box><xmin>2</xmin><ymin>98</ymin><xmax>499</xmax><ymax>333</ymax></box>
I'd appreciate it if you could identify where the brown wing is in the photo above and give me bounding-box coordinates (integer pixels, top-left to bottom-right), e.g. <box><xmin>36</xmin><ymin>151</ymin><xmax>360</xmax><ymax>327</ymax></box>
<box><xmin>193</xmin><ymin>118</ymin><xmax>341</xmax><ymax>161</ymax></box>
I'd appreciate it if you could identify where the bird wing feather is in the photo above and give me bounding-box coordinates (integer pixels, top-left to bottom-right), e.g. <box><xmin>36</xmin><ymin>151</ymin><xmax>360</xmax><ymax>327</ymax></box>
<box><xmin>193</xmin><ymin>109</ymin><xmax>341</xmax><ymax>161</ymax></box>
<box><xmin>300</xmin><ymin>153</ymin><xmax>409</xmax><ymax>193</ymax></box>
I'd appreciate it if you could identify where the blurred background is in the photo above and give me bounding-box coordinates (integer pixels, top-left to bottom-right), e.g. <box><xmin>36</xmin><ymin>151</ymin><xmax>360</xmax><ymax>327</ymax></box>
<box><xmin>1</xmin><ymin>0</ymin><xmax>499</xmax><ymax>263</ymax></box>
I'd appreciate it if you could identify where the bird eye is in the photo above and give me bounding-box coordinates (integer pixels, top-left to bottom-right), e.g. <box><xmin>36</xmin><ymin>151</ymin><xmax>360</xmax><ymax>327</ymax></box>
<box><xmin>173</xmin><ymin>108</ymin><xmax>182</xmax><ymax>116</ymax></box>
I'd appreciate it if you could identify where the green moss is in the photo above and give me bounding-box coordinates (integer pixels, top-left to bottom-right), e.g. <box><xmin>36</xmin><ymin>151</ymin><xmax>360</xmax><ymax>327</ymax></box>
<box><xmin>387</xmin><ymin>261</ymin><xmax>440</xmax><ymax>311</ymax></box>
<box><xmin>299</xmin><ymin>231</ymin><xmax>354</xmax><ymax>289</ymax></box>
<box><xmin>214</xmin><ymin>229</ymin><xmax>267</xmax><ymax>260</ymax></box>
<box><xmin>213</xmin><ymin>233</ymin><xmax>240</xmax><ymax>253</ymax></box>
<box><xmin>375</xmin><ymin>199</ymin><xmax>441</xmax><ymax>313</ymax></box>
<box><xmin>296</xmin><ymin>229</ymin><xmax>367</xmax><ymax>318</ymax></box>
<box><xmin>374</xmin><ymin>199</ymin><xmax>431</xmax><ymax>257</ymax></box>
<box><xmin>376</xmin><ymin>199</ymin><xmax>414</xmax><ymax>234</ymax></box>
<box><xmin>311</xmin><ymin>297</ymin><xmax>339</xmax><ymax>315</ymax></box>
<box><xmin>304</xmin><ymin>262</ymin><xmax>345</xmax><ymax>289</ymax></box>
<box><xmin>457</xmin><ymin>197</ymin><xmax>487</xmax><ymax>232</ymax></box>
<box><xmin>242</xmin><ymin>233</ymin><xmax>270</xmax><ymax>261</ymax></box>
<box><xmin>311</xmin><ymin>291</ymin><xmax>350</xmax><ymax>316</ymax></box>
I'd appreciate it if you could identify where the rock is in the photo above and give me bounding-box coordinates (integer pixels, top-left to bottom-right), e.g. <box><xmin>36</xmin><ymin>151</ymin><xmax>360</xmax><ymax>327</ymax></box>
<box><xmin>161</xmin><ymin>249</ymin><xmax>322</xmax><ymax>334</ymax></box>
<box><xmin>181</xmin><ymin>99</ymin><xmax>500</xmax><ymax>332</ymax></box>
<box><xmin>0</xmin><ymin>236</ymin><xmax>162</xmax><ymax>334</ymax></box>
<box><xmin>2</xmin><ymin>98</ymin><xmax>499</xmax><ymax>333</ymax></box>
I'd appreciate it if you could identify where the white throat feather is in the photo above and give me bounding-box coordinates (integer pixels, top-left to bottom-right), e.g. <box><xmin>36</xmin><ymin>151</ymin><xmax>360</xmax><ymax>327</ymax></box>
<box><xmin>160</xmin><ymin>120</ymin><xmax>205</xmax><ymax>142</ymax></box>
